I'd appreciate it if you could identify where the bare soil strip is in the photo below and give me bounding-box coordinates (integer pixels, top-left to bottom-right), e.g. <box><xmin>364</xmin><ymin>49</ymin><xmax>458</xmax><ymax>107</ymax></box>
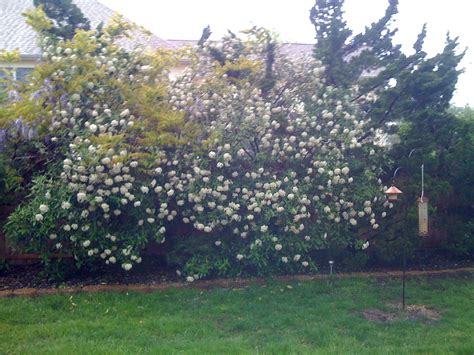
<box><xmin>1</xmin><ymin>267</ymin><xmax>472</xmax><ymax>298</ymax></box>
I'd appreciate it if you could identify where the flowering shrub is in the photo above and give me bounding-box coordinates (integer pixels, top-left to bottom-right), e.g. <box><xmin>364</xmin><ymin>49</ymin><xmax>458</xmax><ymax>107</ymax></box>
<box><xmin>4</xmin><ymin>12</ymin><xmax>183</xmax><ymax>271</ymax></box>
<box><xmin>3</xmin><ymin>12</ymin><xmax>391</xmax><ymax>279</ymax></box>
<box><xmin>164</xmin><ymin>28</ymin><xmax>391</xmax><ymax>279</ymax></box>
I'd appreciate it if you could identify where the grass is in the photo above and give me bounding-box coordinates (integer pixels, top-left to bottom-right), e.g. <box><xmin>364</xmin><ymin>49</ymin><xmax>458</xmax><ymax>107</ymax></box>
<box><xmin>0</xmin><ymin>274</ymin><xmax>473</xmax><ymax>354</ymax></box>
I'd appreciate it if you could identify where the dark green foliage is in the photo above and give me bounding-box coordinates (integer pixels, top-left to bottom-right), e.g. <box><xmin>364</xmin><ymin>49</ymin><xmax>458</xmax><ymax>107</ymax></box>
<box><xmin>198</xmin><ymin>25</ymin><xmax>212</xmax><ymax>47</ymax></box>
<box><xmin>33</xmin><ymin>0</ymin><xmax>90</xmax><ymax>40</ymax></box>
<box><xmin>310</xmin><ymin>0</ymin><xmax>400</xmax><ymax>88</ymax></box>
<box><xmin>309</xmin><ymin>0</ymin><xmax>471</xmax><ymax>264</ymax></box>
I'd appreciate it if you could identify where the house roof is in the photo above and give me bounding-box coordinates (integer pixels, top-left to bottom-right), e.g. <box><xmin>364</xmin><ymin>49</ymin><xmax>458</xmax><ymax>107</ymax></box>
<box><xmin>166</xmin><ymin>40</ymin><xmax>314</xmax><ymax>59</ymax></box>
<box><xmin>0</xmin><ymin>0</ymin><xmax>313</xmax><ymax>61</ymax></box>
<box><xmin>0</xmin><ymin>0</ymin><xmax>176</xmax><ymax>59</ymax></box>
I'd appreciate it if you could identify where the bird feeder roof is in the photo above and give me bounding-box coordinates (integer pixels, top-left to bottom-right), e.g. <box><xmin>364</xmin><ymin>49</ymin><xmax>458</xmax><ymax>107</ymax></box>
<box><xmin>385</xmin><ymin>185</ymin><xmax>403</xmax><ymax>194</ymax></box>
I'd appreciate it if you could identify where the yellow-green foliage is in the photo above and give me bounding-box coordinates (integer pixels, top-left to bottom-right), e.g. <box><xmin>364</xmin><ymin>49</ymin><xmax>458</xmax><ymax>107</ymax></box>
<box><xmin>22</xmin><ymin>6</ymin><xmax>53</xmax><ymax>34</ymax></box>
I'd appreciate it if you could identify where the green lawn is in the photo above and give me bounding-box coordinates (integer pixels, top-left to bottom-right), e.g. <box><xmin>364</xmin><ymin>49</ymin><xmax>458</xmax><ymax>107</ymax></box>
<box><xmin>0</xmin><ymin>275</ymin><xmax>473</xmax><ymax>354</ymax></box>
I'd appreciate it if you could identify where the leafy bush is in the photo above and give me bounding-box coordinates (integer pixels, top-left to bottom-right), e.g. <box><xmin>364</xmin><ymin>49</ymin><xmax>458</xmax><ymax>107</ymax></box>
<box><xmin>164</xmin><ymin>29</ymin><xmax>392</xmax><ymax>279</ymax></box>
<box><xmin>3</xmin><ymin>12</ymin><xmax>183</xmax><ymax>272</ymax></box>
<box><xmin>2</xmin><ymin>11</ymin><xmax>392</xmax><ymax>279</ymax></box>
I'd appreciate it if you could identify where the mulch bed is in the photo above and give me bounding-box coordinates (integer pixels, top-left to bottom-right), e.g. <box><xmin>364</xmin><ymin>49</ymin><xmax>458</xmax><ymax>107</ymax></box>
<box><xmin>363</xmin><ymin>303</ymin><xmax>442</xmax><ymax>322</ymax></box>
<box><xmin>0</xmin><ymin>260</ymin><xmax>177</xmax><ymax>291</ymax></box>
<box><xmin>0</xmin><ymin>264</ymin><xmax>472</xmax><ymax>298</ymax></box>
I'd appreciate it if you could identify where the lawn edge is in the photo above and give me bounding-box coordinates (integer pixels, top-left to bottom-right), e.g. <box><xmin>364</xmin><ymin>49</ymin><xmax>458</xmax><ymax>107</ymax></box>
<box><xmin>1</xmin><ymin>267</ymin><xmax>472</xmax><ymax>298</ymax></box>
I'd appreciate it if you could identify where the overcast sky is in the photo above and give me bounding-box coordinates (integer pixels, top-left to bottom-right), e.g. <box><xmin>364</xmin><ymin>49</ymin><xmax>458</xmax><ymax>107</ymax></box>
<box><xmin>100</xmin><ymin>0</ymin><xmax>472</xmax><ymax>106</ymax></box>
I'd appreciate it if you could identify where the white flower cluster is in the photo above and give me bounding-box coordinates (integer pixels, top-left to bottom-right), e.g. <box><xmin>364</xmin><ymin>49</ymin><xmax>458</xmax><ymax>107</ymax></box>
<box><xmin>166</xmin><ymin>30</ymin><xmax>390</xmax><ymax>276</ymax></box>
<box><xmin>30</xmin><ymin>27</ymin><xmax>389</xmax><ymax>277</ymax></box>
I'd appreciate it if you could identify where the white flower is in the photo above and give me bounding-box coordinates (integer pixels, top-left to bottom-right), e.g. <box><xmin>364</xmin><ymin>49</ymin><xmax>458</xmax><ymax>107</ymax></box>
<box><xmin>108</xmin><ymin>256</ymin><xmax>116</xmax><ymax>264</ymax></box>
<box><xmin>39</xmin><ymin>204</ymin><xmax>49</xmax><ymax>213</ymax></box>
<box><xmin>88</xmin><ymin>250</ymin><xmax>94</xmax><ymax>256</ymax></box>
<box><xmin>61</xmin><ymin>201</ymin><xmax>71</xmax><ymax>209</ymax></box>
<box><xmin>104</xmin><ymin>178</ymin><xmax>113</xmax><ymax>186</ymax></box>
<box><xmin>215</xmin><ymin>240</ymin><xmax>222</xmax><ymax>246</ymax></box>
<box><xmin>130</xmin><ymin>161</ymin><xmax>138</xmax><ymax>168</ymax></box>
<box><xmin>304</xmin><ymin>235</ymin><xmax>311</xmax><ymax>241</ymax></box>
<box><xmin>186</xmin><ymin>276</ymin><xmax>194</xmax><ymax>282</ymax></box>
<box><xmin>302</xmin><ymin>261</ymin><xmax>309</xmax><ymax>267</ymax></box>
<box><xmin>83</xmin><ymin>240</ymin><xmax>91</xmax><ymax>248</ymax></box>
<box><xmin>77</xmin><ymin>192</ymin><xmax>87</xmax><ymax>203</ymax></box>
<box><xmin>35</xmin><ymin>214</ymin><xmax>44</xmax><ymax>222</ymax></box>
<box><xmin>260</xmin><ymin>225</ymin><xmax>268</xmax><ymax>233</ymax></box>
<box><xmin>349</xmin><ymin>218</ymin><xmax>357</xmax><ymax>225</ymax></box>
<box><xmin>208</xmin><ymin>151</ymin><xmax>216</xmax><ymax>159</ymax></box>
<box><xmin>89</xmin><ymin>124</ymin><xmax>98</xmax><ymax>133</ymax></box>
<box><xmin>362</xmin><ymin>241</ymin><xmax>370</xmax><ymax>250</ymax></box>
<box><xmin>236</xmin><ymin>254</ymin><xmax>244</xmax><ymax>261</ymax></box>
<box><xmin>275</xmin><ymin>244</ymin><xmax>282</xmax><ymax>251</ymax></box>
<box><xmin>122</xmin><ymin>263</ymin><xmax>133</xmax><ymax>271</ymax></box>
<box><xmin>49</xmin><ymin>233</ymin><xmax>57</xmax><ymax>240</ymax></box>
<box><xmin>120</xmin><ymin>109</ymin><xmax>130</xmax><ymax>117</ymax></box>
<box><xmin>281</xmin><ymin>256</ymin><xmax>288</xmax><ymax>263</ymax></box>
<box><xmin>293</xmin><ymin>254</ymin><xmax>301</xmax><ymax>262</ymax></box>
<box><xmin>140</xmin><ymin>186</ymin><xmax>149</xmax><ymax>194</ymax></box>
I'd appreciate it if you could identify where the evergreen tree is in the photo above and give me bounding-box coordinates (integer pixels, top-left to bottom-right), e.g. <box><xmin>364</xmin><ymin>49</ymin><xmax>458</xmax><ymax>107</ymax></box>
<box><xmin>310</xmin><ymin>0</ymin><xmax>400</xmax><ymax>89</ymax></box>
<box><xmin>33</xmin><ymin>0</ymin><xmax>90</xmax><ymax>40</ymax></box>
<box><xmin>309</xmin><ymin>0</ymin><xmax>468</xmax><ymax>263</ymax></box>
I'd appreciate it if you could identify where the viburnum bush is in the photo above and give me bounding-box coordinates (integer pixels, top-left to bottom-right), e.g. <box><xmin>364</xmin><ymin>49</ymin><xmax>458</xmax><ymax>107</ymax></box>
<box><xmin>3</xmin><ymin>11</ymin><xmax>392</xmax><ymax>279</ymax></box>
<box><xmin>165</xmin><ymin>28</ymin><xmax>391</xmax><ymax>279</ymax></box>
<box><xmin>4</xmin><ymin>11</ymin><xmax>184</xmax><ymax>271</ymax></box>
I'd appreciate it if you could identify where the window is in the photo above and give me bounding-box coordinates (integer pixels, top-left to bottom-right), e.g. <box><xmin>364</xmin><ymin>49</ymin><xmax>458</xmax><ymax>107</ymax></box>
<box><xmin>15</xmin><ymin>67</ymin><xmax>34</xmax><ymax>82</ymax></box>
<box><xmin>0</xmin><ymin>68</ymin><xmax>13</xmax><ymax>90</ymax></box>
<box><xmin>0</xmin><ymin>67</ymin><xmax>13</xmax><ymax>80</ymax></box>
<box><xmin>0</xmin><ymin>67</ymin><xmax>34</xmax><ymax>82</ymax></box>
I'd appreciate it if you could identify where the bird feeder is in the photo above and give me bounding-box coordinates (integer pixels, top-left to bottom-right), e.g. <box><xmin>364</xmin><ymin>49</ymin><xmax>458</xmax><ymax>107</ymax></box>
<box><xmin>385</xmin><ymin>185</ymin><xmax>403</xmax><ymax>202</ymax></box>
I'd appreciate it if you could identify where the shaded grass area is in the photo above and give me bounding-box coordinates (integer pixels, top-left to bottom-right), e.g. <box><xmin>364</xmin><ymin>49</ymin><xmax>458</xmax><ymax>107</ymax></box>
<box><xmin>0</xmin><ymin>274</ymin><xmax>473</xmax><ymax>354</ymax></box>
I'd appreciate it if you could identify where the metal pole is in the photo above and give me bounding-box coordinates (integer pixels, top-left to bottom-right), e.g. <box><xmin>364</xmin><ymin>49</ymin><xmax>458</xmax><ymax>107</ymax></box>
<box><xmin>402</xmin><ymin>256</ymin><xmax>406</xmax><ymax>310</ymax></box>
<box><xmin>421</xmin><ymin>164</ymin><xmax>424</xmax><ymax>202</ymax></box>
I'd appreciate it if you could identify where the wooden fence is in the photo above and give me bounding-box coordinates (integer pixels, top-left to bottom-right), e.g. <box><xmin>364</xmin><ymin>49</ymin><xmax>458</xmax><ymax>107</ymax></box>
<box><xmin>0</xmin><ymin>231</ymin><xmax>167</xmax><ymax>264</ymax></box>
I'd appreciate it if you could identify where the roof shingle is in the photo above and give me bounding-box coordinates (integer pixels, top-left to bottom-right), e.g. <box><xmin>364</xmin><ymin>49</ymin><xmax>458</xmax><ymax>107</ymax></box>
<box><xmin>0</xmin><ymin>0</ymin><xmax>175</xmax><ymax>58</ymax></box>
